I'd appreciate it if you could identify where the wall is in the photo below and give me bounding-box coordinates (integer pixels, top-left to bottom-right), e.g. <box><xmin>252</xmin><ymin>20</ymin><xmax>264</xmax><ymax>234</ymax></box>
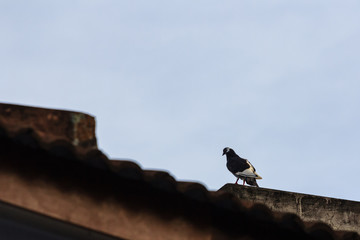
<box><xmin>219</xmin><ymin>184</ymin><xmax>360</xmax><ymax>234</ymax></box>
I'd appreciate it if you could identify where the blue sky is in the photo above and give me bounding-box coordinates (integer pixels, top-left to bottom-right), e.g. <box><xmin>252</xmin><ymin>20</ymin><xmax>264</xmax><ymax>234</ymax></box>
<box><xmin>1</xmin><ymin>1</ymin><xmax>360</xmax><ymax>201</ymax></box>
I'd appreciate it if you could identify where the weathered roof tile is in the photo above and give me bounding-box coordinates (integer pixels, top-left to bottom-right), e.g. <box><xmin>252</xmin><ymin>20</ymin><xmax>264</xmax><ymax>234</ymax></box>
<box><xmin>108</xmin><ymin>160</ymin><xmax>143</xmax><ymax>180</ymax></box>
<box><xmin>176</xmin><ymin>182</ymin><xmax>209</xmax><ymax>202</ymax></box>
<box><xmin>0</xmin><ymin>103</ymin><xmax>97</xmax><ymax>157</ymax></box>
<box><xmin>143</xmin><ymin>170</ymin><xmax>177</xmax><ymax>192</ymax></box>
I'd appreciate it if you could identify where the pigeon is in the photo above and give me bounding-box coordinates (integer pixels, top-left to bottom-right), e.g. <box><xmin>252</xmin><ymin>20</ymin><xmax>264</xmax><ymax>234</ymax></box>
<box><xmin>222</xmin><ymin>147</ymin><xmax>262</xmax><ymax>187</ymax></box>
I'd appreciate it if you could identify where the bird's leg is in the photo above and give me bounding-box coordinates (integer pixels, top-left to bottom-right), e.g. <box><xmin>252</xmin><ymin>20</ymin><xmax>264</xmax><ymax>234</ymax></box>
<box><xmin>235</xmin><ymin>178</ymin><xmax>239</xmax><ymax>184</ymax></box>
<box><xmin>243</xmin><ymin>179</ymin><xmax>245</xmax><ymax>185</ymax></box>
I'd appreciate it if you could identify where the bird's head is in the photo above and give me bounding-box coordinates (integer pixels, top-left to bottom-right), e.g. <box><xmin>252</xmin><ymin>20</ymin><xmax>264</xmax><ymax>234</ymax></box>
<box><xmin>222</xmin><ymin>147</ymin><xmax>232</xmax><ymax>156</ymax></box>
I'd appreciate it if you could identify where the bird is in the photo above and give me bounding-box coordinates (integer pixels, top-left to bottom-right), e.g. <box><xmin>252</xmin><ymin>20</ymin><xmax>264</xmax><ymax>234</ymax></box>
<box><xmin>222</xmin><ymin>147</ymin><xmax>262</xmax><ymax>187</ymax></box>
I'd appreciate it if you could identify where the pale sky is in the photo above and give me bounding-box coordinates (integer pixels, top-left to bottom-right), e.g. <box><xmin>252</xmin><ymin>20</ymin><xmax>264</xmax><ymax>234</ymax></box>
<box><xmin>1</xmin><ymin>1</ymin><xmax>360</xmax><ymax>201</ymax></box>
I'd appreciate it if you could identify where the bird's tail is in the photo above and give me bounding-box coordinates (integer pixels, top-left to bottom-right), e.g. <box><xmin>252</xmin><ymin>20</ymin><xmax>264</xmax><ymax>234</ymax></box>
<box><xmin>245</xmin><ymin>178</ymin><xmax>259</xmax><ymax>187</ymax></box>
<box><xmin>254</xmin><ymin>172</ymin><xmax>262</xmax><ymax>180</ymax></box>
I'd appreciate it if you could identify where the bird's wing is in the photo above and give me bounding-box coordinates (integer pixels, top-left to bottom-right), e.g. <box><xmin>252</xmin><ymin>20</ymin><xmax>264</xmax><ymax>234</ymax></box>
<box><xmin>246</xmin><ymin>159</ymin><xmax>256</xmax><ymax>172</ymax></box>
<box><xmin>245</xmin><ymin>159</ymin><xmax>262</xmax><ymax>179</ymax></box>
<box><xmin>227</xmin><ymin>156</ymin><xmax>249</xmax><ymax>174</ymax></box>
<box><xmin>227</xmin><ymin>155</ymin><xmax>262</xmax><ymax>179</ymax></box>
<box><xmin>232</xmin><ymin>159</ymin><xmax>262</xmax><ymax>179</ymax></box>
<box><xmin>235</xmin><ymin>168</ymin><xmax>257</xmax><ymax>178</ymax></box>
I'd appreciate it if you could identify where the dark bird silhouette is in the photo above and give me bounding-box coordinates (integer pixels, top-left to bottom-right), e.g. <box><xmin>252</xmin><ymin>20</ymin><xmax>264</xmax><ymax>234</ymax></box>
<box><xmin>222</xmin><ymin>147</ymin><xmax>262</xmax><ymax>187</ymax></box>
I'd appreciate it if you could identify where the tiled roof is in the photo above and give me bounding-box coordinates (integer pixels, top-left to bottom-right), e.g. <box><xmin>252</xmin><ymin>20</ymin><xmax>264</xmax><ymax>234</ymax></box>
<box><xmin>0</xmin><ymin>103</ymin><xmax>359</xmax><ymax>240</ymax></box>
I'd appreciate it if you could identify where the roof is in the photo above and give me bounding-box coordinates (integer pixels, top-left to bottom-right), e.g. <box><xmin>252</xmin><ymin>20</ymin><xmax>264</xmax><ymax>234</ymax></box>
<box><xmin>0</xmin><ymin>103</ymin><xmax>359</xmax><ymax>240</ymax></box>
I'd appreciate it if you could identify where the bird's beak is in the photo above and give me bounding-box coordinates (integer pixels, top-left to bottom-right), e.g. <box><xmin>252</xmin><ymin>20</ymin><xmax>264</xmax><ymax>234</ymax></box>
<box><xmin>222</xmin><ymin>152</ymin><xmax>225</xmax><ymax>156</ymax></box>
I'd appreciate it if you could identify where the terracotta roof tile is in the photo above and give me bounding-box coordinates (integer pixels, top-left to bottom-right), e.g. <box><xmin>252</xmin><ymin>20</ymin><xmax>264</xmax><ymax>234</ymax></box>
<box><xmin>176</xmin><ymin>181</ymin><xmax>210</xmax><ymax>202</ymax></box>
<box><xmin>143</xmin><ymin>170</ymin><xmax>177</xmax><ymax>192</ymax></box>
<box><xmin>0</xmin><ymin>103</ymin><xmax>97</xmax><ymax>157</ymax></box>
<box><xmin>108</xmin><ymin>160</ymin><xmax>143</xmax><ymax>180</ymax></box>
<box><xmin>248</xmin><ymin>203</ymin><xmax>274</xmax><ymax>222</ymax></box>
<box><xmin>337</xmin><ymin>231</ymin><xmax>360</xmax><ymax>240</ymax></box>
<box><xmin>306</xmin><ymin>222</ymin><xmax>337</xmax><ymax>240</ymax></box>
<box><xmin>209</xmin><ymin>191</ymin><xmax>245</xmax><ymax>211</ymax></box>
<box><xmin>276</xmin><ymin>213</ymin><xmax>305</xmax><ymax>233</ymax></box>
